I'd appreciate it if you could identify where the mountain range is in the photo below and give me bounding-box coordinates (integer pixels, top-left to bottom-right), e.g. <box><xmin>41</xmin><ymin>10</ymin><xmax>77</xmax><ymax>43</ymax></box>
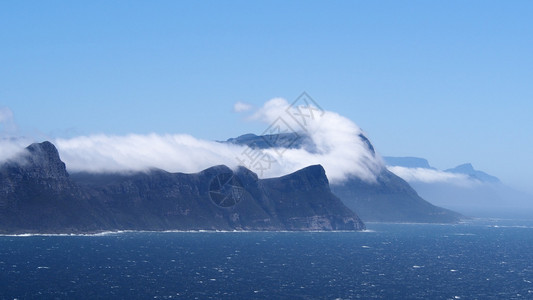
<box><xmin>226</xmin><ymin>133</ymin><xmax>463</xmax><ymax>223</ymax></box>
<box><xmin>0</xmin><ymin>142</ymin><xmax>363</xmax><ymax>234</ymax></box>
<box><xmin>384</xmin><ymin>157</ymin><xmax>533</xmax><ymax>218</ymax></box>
<box><xmin>0</xmin><ymin>130</ymin><xmax>472</xmax><ymax>234</ymax></box>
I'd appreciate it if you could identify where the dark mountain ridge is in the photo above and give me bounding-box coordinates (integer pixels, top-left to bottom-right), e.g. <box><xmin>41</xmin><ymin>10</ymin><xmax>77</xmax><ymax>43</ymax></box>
<box><xmin>0</xmin><ymin>142</ymin><xmax>364</xmax><ymax>234</ymax></box>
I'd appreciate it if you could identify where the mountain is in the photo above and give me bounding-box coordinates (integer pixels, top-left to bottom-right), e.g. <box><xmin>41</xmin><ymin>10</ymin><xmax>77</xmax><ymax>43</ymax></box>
<box><xmin>225</xmin><ymin>132</ymin><xmax>316</xmax><ymax>152</ymax></box>
<box><xmin>0</xmin><ymin>141</ymin><xmax>110</xmax><ymax>233</ymax></box>
<box><xmin>330</xmin><ymin>170</ymin><xmax>462</xmax><ymax>223</ymax></box>
<box><xmin>385</xmin><ymin>157</ymin><xmax>499</xmax><ymax>184</ymax></box>
<box><xmin>227</xmin><ymin>134</ymin><xmax>464</xmax><ymax>223</ymax></box>
<box><xmin>385</xmin><ymin>157</ymin><xmax>533</xmax><ymax>219</ymax></box>
<box><xmin>0</xmin><ymin>142</ymin><xmax>364</xmax><ymax>234</ymax></box>
<box><xmin>445</xmin><ymin>163</ymin><xmax>500</xmax><ymax>183</ymax></box>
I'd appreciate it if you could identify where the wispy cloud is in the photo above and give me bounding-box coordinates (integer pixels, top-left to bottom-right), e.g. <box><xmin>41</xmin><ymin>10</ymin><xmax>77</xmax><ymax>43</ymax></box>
<box><xmin>233</xmin><ymin>101</ymin><xmax>253</xmax><ymax>112</ymax></box>
<box><xmin>0</xmin><ymin>138</ymin><xmax>33</xmax><ymax>164</ymax></box>
<box><xmin>0</xmin><ymin>107</ymin><xmax>16</xmax><ymax>133</ymax></box>
<box><xmin>388</xmin><ymin>166</ymin><xmax>479</xmax><ymax>187</ymax></box>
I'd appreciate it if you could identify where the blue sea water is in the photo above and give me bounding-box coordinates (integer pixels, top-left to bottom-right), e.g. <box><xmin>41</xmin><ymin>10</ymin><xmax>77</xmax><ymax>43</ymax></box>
<box><xmin>1</xmin><ymin>220</ymin><xmax>533</xmax><ymax>299</ymax></box>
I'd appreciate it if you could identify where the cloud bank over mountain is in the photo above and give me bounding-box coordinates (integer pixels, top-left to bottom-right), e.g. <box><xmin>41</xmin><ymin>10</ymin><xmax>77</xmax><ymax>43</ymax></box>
<box><xmin>55</xmin><ymin>134</ymin><xmax>244</xmax><ymax>174</ymax></box>
<box><xmin>0</xmin><ymin>98</ymin><xmax>384</xmax><ymax>184</ymax></box>
<box><xmin>387</xmin><ymin>166</ymin><xmax>479</xmax><ymax>187</ymax></box>
<box><xmin>384</xmin><ymin>156</ymin><xmax>489</xmax><ymax>187</ymax></box>
<box><xmin>0</xmin><ymin>138</ymin><xmax>31</xmax><ymax>164</ymax></box>
<box><xmin>385</xmin><ymin>157</ymin><xmax>533</xmax><ymax>218</ymax></box>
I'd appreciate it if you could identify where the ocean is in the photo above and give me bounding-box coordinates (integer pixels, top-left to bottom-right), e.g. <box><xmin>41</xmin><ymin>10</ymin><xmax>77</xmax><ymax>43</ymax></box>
<box><xmin>1</xmin><ymin>220</ymin><xmax>533</xmax><ymax>299</ymax></box>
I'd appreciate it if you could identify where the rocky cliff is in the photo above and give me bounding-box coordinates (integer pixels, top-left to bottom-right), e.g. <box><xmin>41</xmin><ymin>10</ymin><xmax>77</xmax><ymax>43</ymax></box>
<box><xmin>0</xmin><ymin>142</ymin><xmax>111</xmax><ymax>233</ymax></box>
<box><xmin>0</xmin><ymin>142</ymin><xmax>364</xmax><ymax>234</ymax></box>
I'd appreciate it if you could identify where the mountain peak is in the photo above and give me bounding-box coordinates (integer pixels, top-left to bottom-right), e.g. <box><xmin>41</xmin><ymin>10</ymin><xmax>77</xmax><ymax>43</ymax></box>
<box><xmin>226</xmin><ymin>132</ymin><xmax>313</xmax><ymax>151</ymax></box>
<box><xmin>26</xmin><ymin>140</ymin><xmax>57</xmax><ymax>153</ymax></box>
<box><xmin>452</xmin><ymin>163</ymin><xmax>475</xmax><ymax>172</ymax></box>
<box><xmin>21</xmin><ymin>141</ymin><xmax>69</xmax><ymax>179</ymax></box>
<box><xmin>295</xmin><ymin>164</ymin><xmax>327</xmax><ymax>179</ymax></box>
<box><xmin>232</xmin><ymin>133</ymin><xmax>258</xmax><ymax>140</ymax></box>
<box><xmin>446</xmin><ymin>163</ymin><xmax>500</xmax><ymax>183</ymax></box>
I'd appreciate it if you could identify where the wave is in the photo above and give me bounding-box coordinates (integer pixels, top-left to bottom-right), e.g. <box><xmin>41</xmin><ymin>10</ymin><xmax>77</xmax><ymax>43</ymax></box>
<box><xmin>0</xmin><ymin>229</ymin><xmax>370</xmax><ymax>237</ymax></box>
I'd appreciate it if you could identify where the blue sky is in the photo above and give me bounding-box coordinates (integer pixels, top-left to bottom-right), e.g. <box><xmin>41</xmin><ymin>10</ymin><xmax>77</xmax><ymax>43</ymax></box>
<box><xmin>1</xmin><ymin>1</ymin><xmax>532</xmax><ymax>192</ymax></box>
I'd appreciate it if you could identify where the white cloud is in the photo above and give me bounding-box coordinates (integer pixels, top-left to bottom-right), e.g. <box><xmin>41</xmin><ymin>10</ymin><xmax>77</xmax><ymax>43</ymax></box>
<box><xmin>233</xmin><ymin>101</ymin><xmax>253</xmax><ymax>112</ymax></box>
<box><xmin>55</xmin><ymin>133</ymin><xmax>245</xmax><ymax>174</ymax></box>
<box><xmin>0</xmin><ymin>138</ymin><xmax>32</xmax><ymax>164</ymax></box>
<box><xmin>2</xmin><ymin>98</ymin><xmax>384</xmax><ymax>184</ymax></box>
<box><xmin>248</xmin><ymin>98</ymin><xmax>383</xmax><ymax>183</ymax></box>
<box><xmin>388</xmin><ymin>166</ymin><xmax>479</xmax><ymax>187</ymax></box>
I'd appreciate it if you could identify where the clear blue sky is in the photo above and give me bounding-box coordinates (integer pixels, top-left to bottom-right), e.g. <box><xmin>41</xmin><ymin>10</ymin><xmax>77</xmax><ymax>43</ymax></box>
<box><xmin>1</xmin><ymin>1</ymin><xmax>532</xmax><ymax>192</ymax></box>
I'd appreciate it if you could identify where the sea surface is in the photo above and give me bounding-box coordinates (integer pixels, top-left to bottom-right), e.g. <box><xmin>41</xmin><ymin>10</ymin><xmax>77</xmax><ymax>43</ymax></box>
<box><xmin>1</xmin><ymin>219</ymin><xmax>533</xmax><ymax>299</ymax></box>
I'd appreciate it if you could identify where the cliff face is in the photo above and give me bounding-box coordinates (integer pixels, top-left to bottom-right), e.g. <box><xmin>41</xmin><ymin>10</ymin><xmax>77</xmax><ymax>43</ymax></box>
<box><xmin>0</xmin><ymin>142</ymin><xmax>364</xmax><ymax>234</ymax></box>
<box><xmin>260</xmin><ymin>165</ymin><xmax>365</xmax><ymax>230</ymax></box>
<box><xmin>0</xmin><ymin>142</ymin><xmax>110</xmax><ymax>233</ymax></box>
